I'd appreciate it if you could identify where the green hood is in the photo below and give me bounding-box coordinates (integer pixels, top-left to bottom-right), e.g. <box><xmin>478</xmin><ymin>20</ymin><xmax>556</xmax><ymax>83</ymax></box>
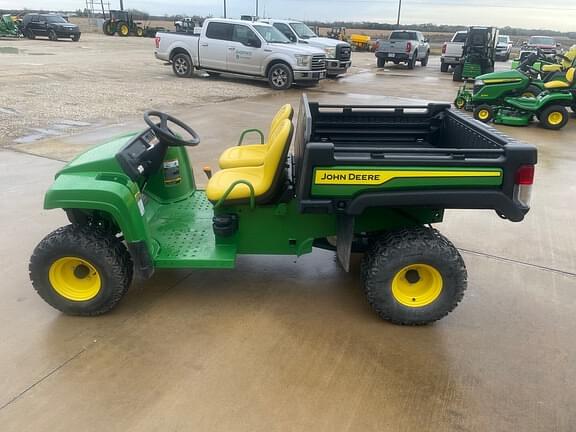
<box><xmin>476</xmin><ymin>69</ymin><xmax>527</xmax><ymax>83</ymax></box>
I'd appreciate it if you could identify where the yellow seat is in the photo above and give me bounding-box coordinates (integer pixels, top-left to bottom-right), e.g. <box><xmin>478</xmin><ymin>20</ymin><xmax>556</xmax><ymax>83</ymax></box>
<box><xmin>541</xmin><ymin>64</ymin><xmax>562</xmax><ymax>73</ymax></box>
<box><xmin>218</xmin><ymin>104</ymin><xmax>294</xmax><ymax>169</ymax></box>
<box><xmin>207</xmin><ymin>119</ymin><xmax>294</xmax><ymax>204</ymax></box>
<box><xmin>544</xmin><ymin>67</ymin><xmax>575</xmax><ymax>89</ymax></box>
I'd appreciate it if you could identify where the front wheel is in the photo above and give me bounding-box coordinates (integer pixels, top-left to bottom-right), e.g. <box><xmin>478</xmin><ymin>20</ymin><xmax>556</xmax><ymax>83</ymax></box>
<box><xmin>72</xmin><ymin>34</ymin><xmax>80</xmax><ymax>42</ymax></box>
<box><xmin>172</xmin><ymin>53</ymin><xmax>193</xmax><ymax>78</ymax></box>
<box><xmin>48</xmin><ymin>30</ymin><xmax>58</xmax><ymax>41</ymax></box>
<box><xmin>421</xmin><ymin>52</ymin><xmax>429</xmax><ymax>67</ymax></box>
<box><xmin>454</xmin><ymin>96</ymin><xmax>466</xmax><ymax>110</ymax></box>
<box><xmin>29</xmin><ymin>225</ymin><xmax>133</xmax><ymax>316</ymax></box>
<box><xmin>539</xmin><ymin>105</ymin><xmax>569</xmax><ymax>130</ymax></box>
<box><xmin>136</xmin><ymin>27</ymin><xmax>144</xmax><ymax>37</ymax></box>
<box><xmin>361</xmin><ymin>227</ymin><xmax>467</xmax><ymax>325</ymax></box>
<box><xmin>268</xmin><ymin>63</ymin><xmax>293</xmax><ymax>90</ymax></box>
<box><xmin>26</xmin><ymin>29</ymin><xmax>35</xmax><ymax>39</ymax></box>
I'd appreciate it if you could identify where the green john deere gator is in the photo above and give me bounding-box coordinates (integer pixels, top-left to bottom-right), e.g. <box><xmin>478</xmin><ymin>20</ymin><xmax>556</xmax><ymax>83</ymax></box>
<box><xmin>29</xmin><ymin>95</ymin><xmax>537</xmax><ymax>325</ymax></box>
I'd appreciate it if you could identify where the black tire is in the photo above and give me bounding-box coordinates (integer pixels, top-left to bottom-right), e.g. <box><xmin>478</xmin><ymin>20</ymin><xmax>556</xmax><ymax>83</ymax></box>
<box><xmin>454</xmin><ymin>96</ymin><xmax>466</xmax><ymax>110</ymax></box>
<box><xmin>72</xmin><ymin>34</ymin><xmax>80</xmax><ymax>42</ymax></box>
<box><xmin>117</xmin><ymin>22</ymin><xmax>129</xmax><ymax>37</ymax></box>
<box><xmin>48</xmin><ymin>30</ymin><xmax>58</xmax><ymax>41</ymax></box>
<box><xmin>407</xmin><ymin>52</ymin><xmax>417</xmax><ymax>69</ymax></box>
<box><xmin>136</xmin><ymin>26</ymin><xmax>144</xmax><ymax>37</ymax></box>
<box><xmin>29</xmin><ymin>225</ymin><xmax>133</xmax><ymax>316</ymax></box>
<box><xmin>102</xmin><ymin>20</ymin><xmax>115</xmax><ymax>36</ymax></box>
<box><xmin>421</xmin><ymin>51</ymin><xmax>429</xmax><ymax>67</ymax></box>
<box><xmin>172</xmin><ymin>53</ymin><xmax>193</xmax><ymax>78</ymax></box>
<box><xmin>539</xmin><ymin>105</ymin><xmax>569</xmax><ymax>130</ymax></box>
<box><xmin>440</xmin><ymin>62</ymin><xmax>449</xmax><ymax>73</ymax></box>
<box><xmin>520</xmin><ymin>85</ymin><xmax>541</xmax><ymax>98</ymax></box>
<box><xmin>453</xmin><ymin>64</ymin><xmax>463</xmax><ymax>81</ymax></box>
<box><xmin>361</xmin><ymin>227</ymin><xmax>467</xmax><ymax>325</ymax></box>
<box><xmin>473</xmin><ymin>104</ymin><xmax>494</xmax><ymax>123</ymax></box>
<box><xmin>26</xmin><ymin>28</ymin><xmax>35</xmax><ymax>39</ymax></box>
<box><xmin>377</xmin><ymin>57</ymin><xmax>385</xmax><ymax>68</ymax></box>
<box><xmin>268</xmin><ymin>63</ymin><xmax>293</xmax><ymax>90</ymax></box>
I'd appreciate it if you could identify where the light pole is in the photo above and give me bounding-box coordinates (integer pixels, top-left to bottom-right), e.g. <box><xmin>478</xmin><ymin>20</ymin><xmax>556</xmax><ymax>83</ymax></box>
<box><xmin>256</xmin><ymin>0</ymin><xmax>259</xmax><ymax>17</ymax></box>
<box><xmin>223</xmin><ymin>0</ymin><xmax>227</xmax><ymax>18</ymax></box>
<box><xmin>396</xmin><ymin>0</ymin><xmax>402</xmax><ymax>27</ymax></box>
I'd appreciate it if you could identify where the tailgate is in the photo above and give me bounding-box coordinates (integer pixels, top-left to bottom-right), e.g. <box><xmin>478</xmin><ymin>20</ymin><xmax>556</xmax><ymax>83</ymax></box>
<box><xmin>445</xmin><ymin>43</ymin><xmax>463</xmax><ymax>57</ymax></box>
<box><xmin>379</xmin><ymin>41</ymin><xmax>408</xmax><ymax>53</ymax></box>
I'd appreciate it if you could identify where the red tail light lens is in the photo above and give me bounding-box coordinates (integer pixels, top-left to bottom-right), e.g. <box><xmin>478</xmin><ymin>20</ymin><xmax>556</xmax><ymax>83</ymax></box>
<box><xmin>515</xmin><ymin>165</ymin><xmax>535</xmax><ymax>185</ymax></box>
<box><xmin>155</xmin><ymin>37</ymin><xmax>161</xmax><ymax>49</ymax></box>
<box><xmin>406</xmin><ymin>42</ymin><xmax>412</xmax><ymax>53</ymax></box>
<box><xmin>442</xmin><ymin>42</ymin><xmax>447</xmax><ymax>54</ymax></box>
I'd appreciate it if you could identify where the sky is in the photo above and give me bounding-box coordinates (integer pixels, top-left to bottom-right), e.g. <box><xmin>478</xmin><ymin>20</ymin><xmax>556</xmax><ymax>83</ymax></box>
<box><xmin>1</xmin><ymin>0</ymin><xmax>574</xmax><ymax>32</ymax></box>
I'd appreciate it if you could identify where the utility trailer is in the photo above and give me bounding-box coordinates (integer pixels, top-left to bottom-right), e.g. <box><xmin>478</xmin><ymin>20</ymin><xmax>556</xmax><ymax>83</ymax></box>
<box><xmin>30</xmin><ymin>95</ymin><xmax>537</xmax><ymax>325</ymax></box>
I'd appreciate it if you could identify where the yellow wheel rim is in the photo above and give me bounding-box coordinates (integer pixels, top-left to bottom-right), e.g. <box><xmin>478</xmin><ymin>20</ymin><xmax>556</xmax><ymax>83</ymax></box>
<box><xmin>48</xmin><ymin>257</ymin><xmax>101</xmax><ymax>301</ymax></box>
<box><xmin>478</xmin><ymin>109</ymin><xmax>490</xmax><ymax>120</ymax></box>
<box><xmin>120</xmin><ymin>25</ymin><xmax>128</xmax><ymax>35</ymax></box>
<box><xmin>391</xmin><ymin>264</ymin><xmax>443</xmax><ymax>308</ymax></box>
<box><xmin>455</xmin><ymin>98</ymin><xmax>465</xmax><ymax>108</ymax></box>
<box><xmin>521</xmin><ymin>92</ymin><xmax>535</xmax><ymax>98</ymax></box>
<box><xmin>547</xmin><ymin>111</ymin><xmax>563</xmax><ymax>125</ymax></box>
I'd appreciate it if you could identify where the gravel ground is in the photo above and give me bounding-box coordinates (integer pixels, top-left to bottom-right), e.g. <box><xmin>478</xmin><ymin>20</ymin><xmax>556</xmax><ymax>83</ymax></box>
<box><xmin>0</xmin><ymin>33</ymin><xmax>272</xmax><ymax>146</ymax></box>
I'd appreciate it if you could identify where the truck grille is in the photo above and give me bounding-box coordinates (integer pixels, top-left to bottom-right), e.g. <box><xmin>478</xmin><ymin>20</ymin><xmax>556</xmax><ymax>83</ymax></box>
<box><xmin>338</xmin><ymin>45</ymin><xmax>351</xmax><ymax>61</ymax></box>
<box><xmin>311</xmin><ymin>55</ymin><xmax>326</xmax><ymax>70</ymax></box>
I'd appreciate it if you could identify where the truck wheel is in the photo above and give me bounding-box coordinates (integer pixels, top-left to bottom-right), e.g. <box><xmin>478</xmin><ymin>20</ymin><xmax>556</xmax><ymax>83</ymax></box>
<box><xmin>117</xmin><ymin>22</ymin><xmax>129</xmax><ymax>37</ymax></box>
<box><xmin>172</xmin><ymin>53</ymin><xmax>193</xmax><ymax>78</ymax></box>
<box><xmin>29</xmin><ymin>225</ymin><xmax>133</xmax><ymax>316</ymax></box>
<box><xmin>539</xmin><ymin>105</ymin><xmax>569</xmax><ymax>130</ymax></box>
<box><xmin>268</xmin><ymin>63</ymin><xmax>293</xmax><ymax>90</ymax></box>
<box><xmin>453</xmin><ymin>64</ymin><xmax>463</xmax><ymax>81</ymax></box>
<box><xmin>361</xmin><ymin>227</ymin><xmax>467</xmax><ymax>326</ymax></box>
<box><xmin>440</xmin><ymin>62</ymin><xmax>449</xmax><ymax>73</ymax></box>
<box><xmin>72</xmin><ymin>34</ymin><xmax>80</xmax><ymax>42</ymax></box>
<box><xmin>520</xmin><ymin>85</ymin><xmax>541</xmax><ymax>98</ymax></box>
<box><xmin>377</xmin><ymin>58</ymin><xmax>385</xmax><ymax>68</ymax></box>
<box><xmin>421</xmin><ymin>51</ymin><xmax>430</xmax><ymax>67</ymax></box>
<box><xmin>407</xmin><ymin>52</ymin><xmax>417</xmax><ymax>69</ymax></box>
<box><xmin>48</xmin><ymin>30</ymin><xmax>58</xmax><ymax>41</ymax></box>
<box><xmin>26</xmin><ymin>29</ymin><xmax>35</xmax><ymax>39</ymax></box>
<box><xmin>473</xmin><ymin>105</ymin><xmax>494</xmax><ymax>123</ymax></box>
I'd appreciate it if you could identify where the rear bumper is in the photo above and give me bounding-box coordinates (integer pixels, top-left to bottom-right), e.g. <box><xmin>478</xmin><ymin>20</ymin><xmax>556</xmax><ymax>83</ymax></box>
<box><xmin>294</xmin><ymin>69</ymin><xmax>327</xmax><ymax>81</ymax></box>
<box><xmin>155</xmin><ymin>51</ymin><xmax>169</xmax><ymax>62</ymax></box>
<box><xmin>375</xmin><ymin>52</ymin><xmax>410</xmax><ymax>62</ymax></box>
<box><xmin>442</xmin><ymin>56</ymin><xmax>460</xmax><ymax>64</ymax></box>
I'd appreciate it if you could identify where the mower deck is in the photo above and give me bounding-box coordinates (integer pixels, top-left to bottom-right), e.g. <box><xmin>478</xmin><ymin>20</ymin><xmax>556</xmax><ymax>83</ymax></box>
<box><xmin>148</xmin><ymin>191</ymin><xmax>237</xmax><ymax>269</ymax></box>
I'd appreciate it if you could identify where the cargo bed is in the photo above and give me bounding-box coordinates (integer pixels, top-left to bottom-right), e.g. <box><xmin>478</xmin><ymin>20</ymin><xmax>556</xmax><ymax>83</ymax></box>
<box><xmin>293</xmin><ymin>95</ymin><xmax>537</xmax><ymax>221</ymax></box>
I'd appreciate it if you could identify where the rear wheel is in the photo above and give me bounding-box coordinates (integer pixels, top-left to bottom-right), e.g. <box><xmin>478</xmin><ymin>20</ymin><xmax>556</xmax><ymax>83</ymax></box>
<box><xmin>48</xmin><ymin>30</ymin><xmax>58</xmax><ymax>41</ymax></box>
<box><xmin>268</xmin><ymin>63</ymin><xmax>293</xmax><ymax>90</ymax></box>
<box><xmin>172</xmin><ymin>53</ymin><xmax>193</xmax><ymax>78</ymax></box>
<box><xmin>453</xmin><ymin>64</ymin><xmax>463</xmax><ymax>81</ymax></box>
<box><xmin>29</xmin><ymin>225</ymin><xmax>133</xmax><ymax>316</ymax></box>
<box><xmin>377</xmin><ymin>57</ymin><xmax>385</xmax><ymax>68</ymax></box>
<box><xmin>421</xmin><ymin>51</ymin><xmax>430</xmax><ymax>66</ymax></box>
<box><xmin>407</xmin><ymin>52</ymin><xmax>417</xmax><ymax>69</ymax></box>
<box><xmin>361</xmin><ymin>227</ymin><xmax>467</xmax><ymax>325</ymax></box>
<box><xmin>520</xmin><ymin>85</ymin><xmax>541</xmax><ymax>98</ymax></box>
<box><xmin>26</xmin><ymin>29</ymin><xmax>35</xmax><ymax>39</ymax></box>
<box><xmin>539</xmin><ymin>105</ymin><xmax>569</xmax><ymax>130</ymax></box>
<box><xmin>473</xmin><ymin>104</ymin><xmax>494</xmax><ymax>123</ymax></box>
<box><xmin>117</xmin><ymin>22</ymin><xmax>129</xmax><ymax>37</ymax></box>
<box><xmin>440</xmin><ymin>62</ymin><xmax>449</xmax><ymax>73</ymax></box>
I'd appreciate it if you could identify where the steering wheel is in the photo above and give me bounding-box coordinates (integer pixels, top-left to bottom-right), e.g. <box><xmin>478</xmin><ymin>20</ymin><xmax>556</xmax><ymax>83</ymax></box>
<box><xmin>144</xmin><ymin>111</ymin><xmax>200</xmax><ymax>147</ymax></box>
<box><xmin>554</xmin><ymin>53</ymin><xmax>572</xmax><ymax>64</ymax></box>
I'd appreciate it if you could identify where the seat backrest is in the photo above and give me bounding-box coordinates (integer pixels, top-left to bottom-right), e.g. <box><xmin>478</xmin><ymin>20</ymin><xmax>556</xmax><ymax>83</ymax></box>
<box><xmin>267</xmin><ymin>104</ymin><xmax>294</xmax><ymax>143</ymax></box>
<box><xmin>260</xmin><ymin>119</ymin><xmax>294</xmax><ymax>200</ymax></box>
<box><xmin>566</xmin><ymin>67</ymin><xmax>575</xmax><ymax>85</ymax></box>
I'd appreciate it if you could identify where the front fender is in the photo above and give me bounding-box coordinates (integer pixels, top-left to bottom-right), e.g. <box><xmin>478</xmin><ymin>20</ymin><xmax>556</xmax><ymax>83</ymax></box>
<box><xmin>44</xmin><ymin>172</ymin><xmax>152</xmax><ymax>246</ymax></box>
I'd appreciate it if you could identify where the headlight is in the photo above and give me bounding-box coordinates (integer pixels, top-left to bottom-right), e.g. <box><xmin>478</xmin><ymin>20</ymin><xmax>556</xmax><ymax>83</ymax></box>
<box><xmin>294</xmin><ymin>55</ymin><xmax>311</xmax><ymax>67</ymax></box>
<box><xmin>324</xmin><ymin>47</ymin><xmax>336</xmax><ymax>58</ymax></box>
<box><xmin>474</xmin><ymin>80</ymin><xmax>485</xmax><ymax>86</ymax></box>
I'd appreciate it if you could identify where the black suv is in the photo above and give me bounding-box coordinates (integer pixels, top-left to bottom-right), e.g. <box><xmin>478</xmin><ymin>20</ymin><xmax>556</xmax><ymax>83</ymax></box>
<box><xmin>21</xmin><ymin>14</ymin><xmax>81</xmax><ymax>41</ymax></box>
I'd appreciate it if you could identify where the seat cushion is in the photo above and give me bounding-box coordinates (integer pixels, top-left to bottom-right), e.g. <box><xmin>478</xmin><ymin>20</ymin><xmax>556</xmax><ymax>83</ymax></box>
<box><xmin>544</xmin><ymin>80</ymin><xmax>570</xmax><ymax>89</ymax></box>
<box><xmin>206</xmin><ymin>166</ymin><xmax>266</xmax><ymax>202</ymax></box>
<box><xmin>218</xmin><ymin>145</ymin><xmax>267</xmax><ymax>169</ymax></box>
<box><xmin>541</xmin><ymin>64</ymin><xmax>562</xmax><ymax>73</ymax></box>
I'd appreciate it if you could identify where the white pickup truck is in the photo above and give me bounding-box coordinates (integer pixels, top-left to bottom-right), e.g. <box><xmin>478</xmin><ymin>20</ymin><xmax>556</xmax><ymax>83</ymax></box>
<box><xmin>374</xmin><ymin>30</ymin><xmax>430</xmax><ymax>69</ymax></box>
<box><xmin>259</xmin><ymin>19</ymin><xmax>351</xmax><ymax>77</ymax></box>
<box><xmin>440</xmin><ymin>30</ymin><xmax>467</xmax><ymax>72</ymax></box>
<box><xmin>154</xmin><ymin>18</ymin><xmax>327</xmax><ymax>90</ymax></box>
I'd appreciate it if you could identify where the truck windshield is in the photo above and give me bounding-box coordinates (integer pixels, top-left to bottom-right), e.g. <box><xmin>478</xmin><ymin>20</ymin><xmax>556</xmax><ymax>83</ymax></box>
<box><xmin>529</xmin><ymin>36</ymin><xmax>555</xmax><ymax>46</ymax></box>
<box><xmin>453</xmin><ymin>32</ymin><xmax>467</xmax><ymax>43</ymax></box>
<box><xmin>290</xmin><ymin>22</ymin><xmax>317</xmax><ymax>39</ymax></box>
<box><xmin>253</xmin><ymin>25</ymin><xmax>291</xmax><ymax>43</ymax></box>
<box><xmin>498</xmin><ymin>36</ymin><xmax>508</xmax><ymax>44</ymax></box>
<box><xmin>44</xmin><ymin>15</ymin><xmax>67</xmax><ymax>23</ymax></box>
<box><xmin>390</xmin><ymin>32</ymin><xmax>417</xmax><ymax>40</ymax></box>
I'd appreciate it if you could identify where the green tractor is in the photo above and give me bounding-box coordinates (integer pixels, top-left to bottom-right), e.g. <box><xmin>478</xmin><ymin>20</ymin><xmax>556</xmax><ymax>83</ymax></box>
<box><xmin>102</xmin><ymin>10</ymin><xmax>144</xmax><ymax>37</ymax></box>
<box><xmin>453</xmin><ymin>26</ymin><xmax>498</xmax><ymax>82</ymax></box>
<box><xmin>454</xmin><ymin>51</ymin><xmax>576</xmax><ymax>111</ymax></box>
<box><xmin>0</xmin><ymin>14</ymin><xmax>22</xmax><ymax>38</ymax></box>
<box><xmin>473</xmin><ymin>67</ymin><xmax>576</xmax><ymax>130</ymax></box>
<box><xmin>29</xmin><ymin>95</ymin><xmax>537</xmax><ymax>325</ymax></box>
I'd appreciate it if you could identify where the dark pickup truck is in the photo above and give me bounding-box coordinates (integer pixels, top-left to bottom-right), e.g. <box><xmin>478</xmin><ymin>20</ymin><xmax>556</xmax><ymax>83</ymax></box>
<box><xmin>295</xmin><ymin>96</ymin><xmax>537</xmax><ymax>222</ymax></box>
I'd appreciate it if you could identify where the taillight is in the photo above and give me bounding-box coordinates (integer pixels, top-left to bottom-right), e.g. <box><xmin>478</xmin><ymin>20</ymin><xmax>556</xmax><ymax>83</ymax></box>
<box><xmin>155</xmin><ymin>37</ymin><xmax>161</xmax><ymax>49</ymax></box>
<box><xmin>442</xmin><ymin>42</ymin><xmax>447</xmax><ymax>54</ymax></box>
<box><xmin>406</xmin><ymin>41</ymin><xmax>412</xmax><ymax>53</ymax></box>
<box><xmin>514</xmin><ymin>165</ymin><xmax>535</xmax><ymax>207</ymax></box>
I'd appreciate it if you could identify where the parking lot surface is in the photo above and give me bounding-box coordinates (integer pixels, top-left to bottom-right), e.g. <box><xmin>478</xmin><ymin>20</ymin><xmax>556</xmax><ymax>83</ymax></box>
<box><xmin>1</xmin><ymin>34</ymin><xmax>575</xmax><ymax>432</ymax></box>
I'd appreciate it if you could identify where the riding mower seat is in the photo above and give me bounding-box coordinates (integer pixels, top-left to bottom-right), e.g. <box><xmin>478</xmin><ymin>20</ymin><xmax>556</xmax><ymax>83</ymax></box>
<box><xmin>544</xmin><ymin>68</ymin><xmax>575</xmax><ymax>89</ymax></box>
<box><xmin>206</xmin><ymin>119</ymin><xmax>294</xmax><ymax>205</ymax></box>
<box><xmin>218</xmin><ymin>104</ymin><xmax>294</xmax><ymax>169</ymax></box>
